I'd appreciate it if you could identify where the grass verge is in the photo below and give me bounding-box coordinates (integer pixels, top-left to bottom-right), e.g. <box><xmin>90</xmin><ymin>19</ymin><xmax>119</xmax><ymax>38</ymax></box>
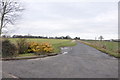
<box><xmin>79</xmin><ymin>40</ymin><xmax>120</xmax><ymax>58</ymax></box>
<box><xmin>18</xmin><ymin>53</ymin><xmax>36</xmax><ymax>57</ymax></box>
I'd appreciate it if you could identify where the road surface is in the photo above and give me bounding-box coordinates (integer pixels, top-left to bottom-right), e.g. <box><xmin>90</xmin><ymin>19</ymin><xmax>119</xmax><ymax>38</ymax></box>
<box><xmin>2</xmin><ymin>42</ymin><xmax>118</xmax><ymax>78</ymax></box>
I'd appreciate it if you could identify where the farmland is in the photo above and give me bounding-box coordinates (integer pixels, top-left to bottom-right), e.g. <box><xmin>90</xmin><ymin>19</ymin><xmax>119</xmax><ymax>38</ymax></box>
<box><xmin>2</xmin><ymin>38</ymin><xmax>119</xmax><ymax>58</ymax></box>
<box><xmin>80</xmin><ymin>40</ymin><xmax>120</xmax><ymax>58</ymax></box>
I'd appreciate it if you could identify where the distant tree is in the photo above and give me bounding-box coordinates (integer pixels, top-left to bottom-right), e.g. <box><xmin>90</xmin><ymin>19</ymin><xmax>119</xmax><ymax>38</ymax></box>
<box><xmin>66</xmin><ymin>35</ymin><xmax>71</xmax><ymax>39</ymax></box>
<box><xmin>98</xmin><ymin>36</ymin><xmax>104</xmax><ymax>41</ymax></box>
<box><xmin>0</xmin><ymin>0</ymin><xmax>24</xmax><ymax>36</ymax></box>
<box><xmin>74</xmin><ymin>37</ymin><xmax>80</xmax><ymax>40</ymax></box>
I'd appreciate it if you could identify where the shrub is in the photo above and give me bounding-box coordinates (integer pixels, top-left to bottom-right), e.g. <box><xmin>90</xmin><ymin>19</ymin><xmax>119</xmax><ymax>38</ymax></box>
<box><xmin>28</xmin><ymin>42</ymin><xmax>54</xmax><ymax>55</ymax></box>
<box><xmin>102</xmin><ymin>45</ymin><xmax>107</xmax><ymax>49</ymax></box>
<box><xmin>118</xmin><ymin>50</ymin><xmax>120</xmax><ymax>53</ymax></box>
<box><xmin>28</xmin><ymin>42</ymin><xmax>41</xmax><ymax>53</ymax></box>
<box><xmin>41</xmin><ymin>42</ymin><xmax>54</xmax><ymax>53</ymax></box>
<box><xmin>16</xmin><ymin>38</ymin><xmax>28</xmax><ymax>54</ymax></box>
<box><xmin>2</xmin><ymin>39</ymin><xmax>17</xmax><ymax>58</ymax></box>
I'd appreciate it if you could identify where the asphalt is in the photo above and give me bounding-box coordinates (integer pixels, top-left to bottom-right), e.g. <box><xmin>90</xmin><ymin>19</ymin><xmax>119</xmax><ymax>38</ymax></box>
<box><xmin>2</xmin><ymin>42</ymin><xmax>118</xmax><ymax>78</ymax></box>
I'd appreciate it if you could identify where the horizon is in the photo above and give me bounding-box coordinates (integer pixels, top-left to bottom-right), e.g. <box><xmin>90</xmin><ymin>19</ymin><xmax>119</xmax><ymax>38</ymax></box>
<box><xmin>2</xmin><ymin>34</ymin><xmax>118</xmax><ymax>40</ymax></box>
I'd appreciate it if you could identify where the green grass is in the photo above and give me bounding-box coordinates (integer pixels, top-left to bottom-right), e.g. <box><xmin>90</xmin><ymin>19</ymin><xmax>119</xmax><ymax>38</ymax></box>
<box><xmin>18</xmin><ymin>53</ymin><xmax>36</xmax><ymax>57</ymax></box>
<box><xmin>80</xmin><ymin>40</ymin><xmax>120</xmax><ymax>58</ymax></box>
<box><xmin>8</xmin><ymin>38</ymin><xmax>76</xmax><ymax>57</ymax></box>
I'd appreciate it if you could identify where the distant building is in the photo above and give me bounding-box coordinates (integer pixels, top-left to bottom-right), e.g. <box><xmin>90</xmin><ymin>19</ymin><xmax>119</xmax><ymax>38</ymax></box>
<box><xmin>110</xmin><ymin>39</ymin><xmax>120</xmax><ymax>42</ymax></box>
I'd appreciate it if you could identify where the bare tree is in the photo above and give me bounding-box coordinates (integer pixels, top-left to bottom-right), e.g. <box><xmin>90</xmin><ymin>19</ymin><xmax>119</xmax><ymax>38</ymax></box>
<box><xmin>0</xmin><ymin>0</ymin><xmax>24</xmax><ymax>36</ymax></box>
<box><xmin>98</xmin><ymin>36</ymin><xmax>104</xmax><ymax>41</ymax></box>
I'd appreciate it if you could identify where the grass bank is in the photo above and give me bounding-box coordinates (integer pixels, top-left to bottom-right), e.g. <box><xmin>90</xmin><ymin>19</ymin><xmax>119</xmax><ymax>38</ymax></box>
<box><xmin>80</xmin><ymin>40</ymin><xmax>120</xmax><ymax>58</ymax></box>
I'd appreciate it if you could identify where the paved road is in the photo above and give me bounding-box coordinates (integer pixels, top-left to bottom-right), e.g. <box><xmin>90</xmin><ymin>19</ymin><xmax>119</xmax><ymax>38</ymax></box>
<box><xmin>2</xmin><ymin>42</ymin><xmax>118</xmax><ymax>78</ymax></box>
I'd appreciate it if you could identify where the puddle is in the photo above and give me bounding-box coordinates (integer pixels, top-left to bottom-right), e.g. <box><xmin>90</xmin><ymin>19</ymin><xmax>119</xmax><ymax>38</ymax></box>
<box><xmin>61</xmin><ymin>47</ymin><xmax>72</xmax><ymax>54</ymax></box>
<box><xmin>63</xmin><ymin>52</ymin><xmax>68</xmax><ymax>54</ymax></box>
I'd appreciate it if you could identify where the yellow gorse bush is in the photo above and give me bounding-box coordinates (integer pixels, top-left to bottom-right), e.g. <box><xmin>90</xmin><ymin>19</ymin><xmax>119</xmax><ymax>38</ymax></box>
<box><xmin>28</xmin><ymin>42</ymin><xmax>54</xmax><ymax>54</ymax></box>
<box><xmin>41</xmin><ymin>42</ymin><xmax>54</xmax><ymax>53</ymax></box>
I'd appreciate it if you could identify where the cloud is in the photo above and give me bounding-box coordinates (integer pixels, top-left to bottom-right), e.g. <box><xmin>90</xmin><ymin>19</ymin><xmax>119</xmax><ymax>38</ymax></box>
<box><xmin>11</xmin><ymin>1</ymin><xmax>118</xmax><ymax>39</ymax></box>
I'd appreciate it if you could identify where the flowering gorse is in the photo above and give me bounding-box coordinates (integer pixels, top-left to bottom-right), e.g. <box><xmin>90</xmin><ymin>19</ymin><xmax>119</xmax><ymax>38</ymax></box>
<box><xmin>28</xmin><ymin>42</ymin><xmax>54</xmax><ymax>55</ymax></box>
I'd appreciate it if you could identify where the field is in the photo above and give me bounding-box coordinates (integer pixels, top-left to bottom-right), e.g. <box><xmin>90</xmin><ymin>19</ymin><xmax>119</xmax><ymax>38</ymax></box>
<box><xmin>80</xmin><ymin>40</ymin><xmax>120</xmax><ymax>58</ymax></box>
<box><xmin>8</xmin><ymin>38</ymin><xmax>76</xmax><ymax>57</ymax></box>
<box><xmin>3</xmin><ymin>38</ymin><xmax>119</xmax><ymax>58</ymax></box>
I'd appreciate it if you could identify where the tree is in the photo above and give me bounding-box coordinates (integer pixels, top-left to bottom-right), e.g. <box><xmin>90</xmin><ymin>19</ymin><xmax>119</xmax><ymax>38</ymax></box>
<box><xmin>74</xmin><ymin>37</ymin><xmax>80</xmax><ymax>40</ymax></box>
<box><xmin>98</xmin><ymin>36</ymin><xmax>104</xmax><ymax>41</ymax></box>
<box><xmin>66</xmin><ymin>35</ymin><xmax>71</xmax><ymax>39</ymax></box>
<box><xmin>0</xmin><ymin>0</ymin><xmax>24</xmax><ymax>36</ymax></box>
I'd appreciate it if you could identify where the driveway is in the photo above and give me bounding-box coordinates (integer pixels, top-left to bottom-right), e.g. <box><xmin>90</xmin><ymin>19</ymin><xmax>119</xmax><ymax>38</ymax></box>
<box><xmin>2</xmin><ymin>42</ymin><xmax>118</xmax><ymax>78</ymax></box>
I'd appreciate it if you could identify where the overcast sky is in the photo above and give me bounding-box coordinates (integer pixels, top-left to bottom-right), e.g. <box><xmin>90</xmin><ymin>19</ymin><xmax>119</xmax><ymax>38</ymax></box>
<box><xmin>9</xmin><ymin>0</ymin><xmax>118</xmax><ymax>40</ymax></box>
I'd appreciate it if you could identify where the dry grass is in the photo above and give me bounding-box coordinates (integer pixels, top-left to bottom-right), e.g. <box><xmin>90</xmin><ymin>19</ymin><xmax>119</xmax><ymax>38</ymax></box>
<box><xmin>80</xmin><ymin>40</ymin><xmax>120</xmax><ymax>58</ymax></box>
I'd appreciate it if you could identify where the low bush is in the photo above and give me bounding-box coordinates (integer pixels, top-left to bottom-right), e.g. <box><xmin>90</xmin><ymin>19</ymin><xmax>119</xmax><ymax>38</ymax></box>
<box><xmin>16</xmin><ymin>38</ymin><xmax>28</xmax><ymax>54</ymax></box>
<box><xmin>2</xmin><ymin>39</ymin><xmax>17</xmax><ymax>58</ymax></box>
<box><xmin>102</xmin><ymin>45</ymin><xmax>107</xmax><ymax>49</ymax></box>
<box><xmin>28</xmin><ymin>42</ymin><xmax>41</xmax><ymax>53</ymax></box>
<box><xmin>28</xmin><ymin>42</ymin><xmax>54</xmax><ymax>55</ymax></box>
<box><xmin>41</xmin><ymin>42</ymin><xmax>54</xmax><ymax>53</ymax></box>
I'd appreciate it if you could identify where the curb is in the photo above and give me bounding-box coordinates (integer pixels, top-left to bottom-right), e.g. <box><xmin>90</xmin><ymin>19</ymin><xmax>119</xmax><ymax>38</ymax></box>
<box><xmin>1</xmin><ymin>53</ymin><xmax>58</xmax><ymax>61</ymax></box>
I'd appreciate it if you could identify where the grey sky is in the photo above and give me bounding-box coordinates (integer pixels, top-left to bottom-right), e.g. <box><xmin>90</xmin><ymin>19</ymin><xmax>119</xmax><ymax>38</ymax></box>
<box><xmin>11</xmin><ymin>0</ymin><xmax>118</xmax><ymax>39</ymax></box>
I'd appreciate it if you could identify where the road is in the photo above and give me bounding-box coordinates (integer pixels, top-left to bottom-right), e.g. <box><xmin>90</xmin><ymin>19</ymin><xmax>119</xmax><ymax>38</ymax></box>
<box><xmin>2</xmin><ymin>42</ymin><xmax>118</xmax><ymax>78</ymax></box>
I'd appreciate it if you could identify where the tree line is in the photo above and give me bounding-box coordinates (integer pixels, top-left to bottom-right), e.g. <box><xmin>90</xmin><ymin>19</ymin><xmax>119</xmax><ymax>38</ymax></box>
<box><xmin>2</xmin><ymin>35</ymin><xmax>81</xmax><ymax>40</ymax></box>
